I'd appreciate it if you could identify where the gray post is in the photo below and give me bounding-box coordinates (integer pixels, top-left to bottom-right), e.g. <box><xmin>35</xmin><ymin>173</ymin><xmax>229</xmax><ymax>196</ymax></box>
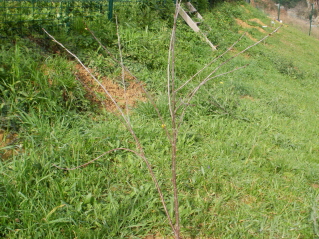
<box><xmin>309</xmin><ymin>3</ymin><xmax>314</xmax><ymax>36</ymax></box>
<box><xmin>277</xmin><ymin>0</ymin><xmax>281</xmax><ymax>21</ymax></box>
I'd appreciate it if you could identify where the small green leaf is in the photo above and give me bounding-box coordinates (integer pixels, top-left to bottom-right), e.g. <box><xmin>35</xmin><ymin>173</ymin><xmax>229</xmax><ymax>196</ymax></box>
<box><xmin>83</xmin><ymin>193</ymin><xmax>92</xmax><ymax>204</ymax></box>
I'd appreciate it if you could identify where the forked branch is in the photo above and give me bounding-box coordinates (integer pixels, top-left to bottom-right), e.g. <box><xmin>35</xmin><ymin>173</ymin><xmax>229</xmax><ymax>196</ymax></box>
<box><xmin>176</xmin><ymin>26</ymin><xmax>282</xmax><ymax>126</ymax></box>
<box><xmin>44</xmin><ymin>8</ymin><xmax>281</xmax><ymax>238</ymax></box>
<box><xmin>85</xmin><ymin>23</ymin><xmax>173</xmax><ymax>143</ymax></box>
<box><xmin>43</xmin><ymin>28</ymin><xmax>177</xmax><ymax>236</ymax></box>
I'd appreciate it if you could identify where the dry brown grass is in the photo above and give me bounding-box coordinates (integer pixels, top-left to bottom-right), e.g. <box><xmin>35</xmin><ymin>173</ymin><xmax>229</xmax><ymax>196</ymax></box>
<box><xmin>280</xmin><ymin>11</ymin><xmax>319</xmax><ymax>38</ymax></box>
<box><xmin>74</xmin><ymin>64</ymin><xmax>146</xmax><ymax>112</ymax></box>
<box><xmin>0</xmin><ymin>130</ymin><xmax>19</xmax><ymax>160</ymax></box>
<box><xmin>256</xmin><ymin>0</ymin><xmax>319</xmax><ymax>39</ymax></box>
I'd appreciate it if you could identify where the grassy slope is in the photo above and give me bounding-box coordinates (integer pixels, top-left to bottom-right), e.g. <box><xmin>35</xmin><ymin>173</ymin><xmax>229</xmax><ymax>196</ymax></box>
<box><xmin>1</xmin><ymin>2</ymin><xmax>319</xmax><ymax>238</ymax></box>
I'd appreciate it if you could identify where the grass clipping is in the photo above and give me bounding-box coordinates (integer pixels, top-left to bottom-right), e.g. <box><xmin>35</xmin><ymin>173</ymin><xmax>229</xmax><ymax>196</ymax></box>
<box><xmin>75</xmin><ymin>64</ymin><xmax>146</xmax><ymax>112</ymax></box>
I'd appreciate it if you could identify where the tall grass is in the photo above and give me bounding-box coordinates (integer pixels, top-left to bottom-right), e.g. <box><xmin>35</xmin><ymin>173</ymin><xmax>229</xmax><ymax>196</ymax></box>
<box><xmin>2</xmin><ymin>1</ymin><xmax>319</xmax><ymax>238</ymax></box>
<box><xmin>45</xmin><ymin>1</ymin><xmax>281</xmax><ymax>237</ymax></box>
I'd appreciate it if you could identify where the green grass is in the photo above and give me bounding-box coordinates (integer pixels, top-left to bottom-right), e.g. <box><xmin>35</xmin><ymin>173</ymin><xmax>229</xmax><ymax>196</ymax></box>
<box><xmin>1</xmin><ymin>1</ymin><xmax>319</xmax><ymax>238</ymax></box>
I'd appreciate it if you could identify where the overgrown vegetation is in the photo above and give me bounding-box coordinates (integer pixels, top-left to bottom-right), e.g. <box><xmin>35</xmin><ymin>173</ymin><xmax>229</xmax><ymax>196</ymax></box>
<box><xmin>1</xmin><ymin>1</ymin><xmax>319</xmax><ymax>238</ymax></box>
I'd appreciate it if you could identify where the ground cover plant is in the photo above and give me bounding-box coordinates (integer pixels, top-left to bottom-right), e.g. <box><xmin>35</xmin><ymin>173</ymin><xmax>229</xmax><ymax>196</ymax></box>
<box><xmin>1</xmin><ymin>0</ymin><xmax>319</xmax><ymax>238</ymax></box>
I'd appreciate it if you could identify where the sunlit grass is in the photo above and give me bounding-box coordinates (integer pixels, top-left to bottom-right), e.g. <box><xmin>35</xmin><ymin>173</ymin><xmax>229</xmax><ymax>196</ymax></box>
<box><xmin>1</xmin><ymin>1</ymin><xmax>319</xmax><ymax>238</ymax></box>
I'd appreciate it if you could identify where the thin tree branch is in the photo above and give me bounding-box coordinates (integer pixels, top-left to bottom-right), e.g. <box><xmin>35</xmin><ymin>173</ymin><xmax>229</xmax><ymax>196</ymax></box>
<box><xmin>43</xmin><ymin>28</ymin><xmax>176</xmax><ymax>235</ymax></box>
<box><xmin>177</xmin><ymin>26</ymin><xmax>282</xmax><ymax>124</ymax></box>
<box><xmin>167</xmin><ymin>2</ymin><xmax>181</xmax><ymax>120</ymax></box>
<box><xmin>115</xmin><ymin>16</ymin><xmax>130</xmax><ymax>120</ymax></box>
<box><xmin>85</xmin><ymin>24</ymin><xmax>173</xmax><ymax>143</ymax></box>
<box><xmin>175</xmin><ymin>32</ymin><xmax>246</xmax><ymax>93</ymax></box>
<box><xmin>167</xmin><ymin>1</ymin><xmax>183</xmax><ymax>238</ymax></box>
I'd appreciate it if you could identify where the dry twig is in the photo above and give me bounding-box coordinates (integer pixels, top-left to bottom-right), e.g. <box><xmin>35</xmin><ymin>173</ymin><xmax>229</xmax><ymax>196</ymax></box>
<box><xmin>43</xmin><ymin>28</ymin><xmax>176</xmax><ymax>235</ymax></box>
<box><xmin>45</xmin><ymin>8</ymin><xmax>281</xmax><ymax>237</ymax></box>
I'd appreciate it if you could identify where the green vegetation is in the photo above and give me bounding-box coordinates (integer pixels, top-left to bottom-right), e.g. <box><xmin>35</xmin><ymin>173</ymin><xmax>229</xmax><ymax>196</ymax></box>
<box><xmin>1</xmin><ymin>1</ymin><xmax>319</xmax><ymax>238</ymax></box>
<box><xmin>274</xmin><ymin>0</ymin><xmax>301</xmax><ymax>9</ymax></box>
<box><xmin>0</xmin><ymin>0</ymin><xmax>106</xmax><ymax>36</ymax></box>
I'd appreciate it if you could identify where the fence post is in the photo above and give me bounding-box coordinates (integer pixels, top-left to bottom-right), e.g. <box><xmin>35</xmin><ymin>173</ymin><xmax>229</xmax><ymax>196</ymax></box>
<box><xmin>108</xmin><ymin>0</ymin><xmax>114</xmax><ymax>20</ymax></box>
<box><xmin>277</xmin><ymin>0</ymin><xmax>281</xmax><ymax>21</ymax></box>
<box><xmin>309</xmin><ymin>3</ymin><xmax>314</xmax><ymax>36</ymax></box>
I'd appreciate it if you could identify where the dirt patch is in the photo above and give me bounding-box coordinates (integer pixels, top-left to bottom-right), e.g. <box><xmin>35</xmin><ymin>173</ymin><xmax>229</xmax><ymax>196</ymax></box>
<box><xmin>239</xmin><ymin>30</ymin><xmax>258</xmax><ymax>42</ymax></box>
<box><xmin>249</xmin><ymin>18</ymin><xmax>267</xmax><ymax>26</ymax></box>
<box><xmin>0</xmin><ymin>130</ymin><xmax>19</xmax><ymax>160</ymax></box>
<box><xmin>74</xmin><ymin>64</ymin><xmax>147</xmax><ymax>112</ymax></box>
<box><xmin>236</xmin><ymin>18</ymin><xmax>253</xmax><ymax>28</ymax></box>
<box><xmin>240</xmin><ymin>95</ymin><xmax>255</xmax><ymax>101</ymax></box>
<box><xmin>311</xmin><ymin>183</ymin><xmax>319</xmax><ymax>189</ymax></box>
<box><xmin>241</xmin><ymin>195</ymin><xmax>257</xmax><ymax>204</ymax></box>
<box><xmin>235</xmin><ymin>18</ymin><xmax>267</xmax><ymax>34</ymax></box>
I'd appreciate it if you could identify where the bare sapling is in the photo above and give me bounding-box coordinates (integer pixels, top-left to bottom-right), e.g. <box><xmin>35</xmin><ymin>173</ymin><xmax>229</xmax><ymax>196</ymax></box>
<box><xmin>44</xmin><ymin>1</ymin><xmax>281</xmax><ymax>236</ymax></box>
<box><xmin>166</xmin><ymin>2</ymin><xmax>281</xmax><ymax>238</ymax></box>
<box><xmin>43</xmin><ymin>26</ymin><xmax>177</xmax><ymax>236</ymax></box>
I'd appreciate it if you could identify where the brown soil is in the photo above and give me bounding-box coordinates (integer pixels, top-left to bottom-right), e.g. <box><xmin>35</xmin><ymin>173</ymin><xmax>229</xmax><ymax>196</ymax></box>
<box><xmin>235</xmin><ymin>18</ymin><xmax>267</xmax><ymax>33</ymax></box>
<box><xmin>235</xmin><ymin>18</ymin><xmax>268</xmax><ymax>42</ymax></box>
<box><xmin>0</xmin><ymin>130</ymin><xmax>19</xmax><ymax>160</ymax></box>
<box><xmin>241</xmin><ymin>194</ymin><xmax>257</xmax><ymax>204</ymax></box>
<box><xmin>236</xmin><ymin>18</ymin><xmax>253</xmax><ymax>29</ymax></box>
<box><xmin>74</xmin><ymin>64</ymin><xmax>147</xmax><ymax>112</ymax></box>
<box><xmin>240</xmin><ymin>95</ymin><xmax>255</xmax><ymax>101</ymax></box>
<box><xmin>238</xmin><ymin>30</ymin><xmax>258</xmax><ymax>42</ymax></box>
<box><xmin>311</xmin><ymin>183</ymin><xmax>319</xmax><ymax>189</ymax></box>
<box><xmin>249</xmin><ymin>18</ymin><xmax>268</xmax><ymax>27</ymax></box>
